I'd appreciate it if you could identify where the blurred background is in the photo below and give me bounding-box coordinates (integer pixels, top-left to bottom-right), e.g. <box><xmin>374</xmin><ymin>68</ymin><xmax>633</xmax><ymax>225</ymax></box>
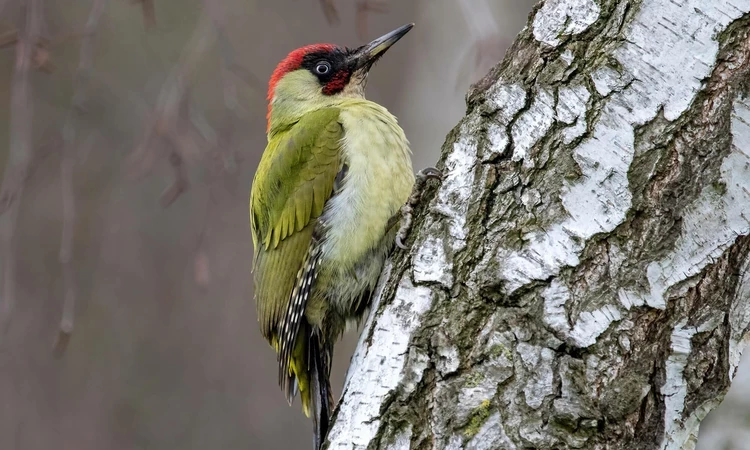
<box><xmin>0</xmin><ymin>1</ymin><xmax>746</xmax><ymax>449</ymax></box>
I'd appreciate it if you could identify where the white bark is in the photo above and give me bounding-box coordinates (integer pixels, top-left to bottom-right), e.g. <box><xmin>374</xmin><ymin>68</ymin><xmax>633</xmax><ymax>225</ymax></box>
<box><xmin>328</xmin><ymin>0</ymin><xmax>750</xmax><ymax>449</ymax></box>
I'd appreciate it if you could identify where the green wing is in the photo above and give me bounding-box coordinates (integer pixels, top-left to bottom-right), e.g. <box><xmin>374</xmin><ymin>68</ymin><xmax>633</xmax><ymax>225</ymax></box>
<box><xmin>250</xmin><ymin>107</ymin><xmax>343</xmax><ymax>341</ymax></box>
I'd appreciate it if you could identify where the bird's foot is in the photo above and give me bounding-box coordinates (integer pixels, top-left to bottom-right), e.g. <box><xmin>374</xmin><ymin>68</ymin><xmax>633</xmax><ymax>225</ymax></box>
<box><xmin>395</xmin><ymin>167</ymin><xmax>443</xmax><ymax>250</ymax></box>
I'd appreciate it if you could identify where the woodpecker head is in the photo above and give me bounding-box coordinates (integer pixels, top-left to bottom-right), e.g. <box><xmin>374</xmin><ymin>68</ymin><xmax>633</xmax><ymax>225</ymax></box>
<box><xmin>266</xmin><ymin>23</ymin><xmax>414</xmax><ymax>133</ymax></box>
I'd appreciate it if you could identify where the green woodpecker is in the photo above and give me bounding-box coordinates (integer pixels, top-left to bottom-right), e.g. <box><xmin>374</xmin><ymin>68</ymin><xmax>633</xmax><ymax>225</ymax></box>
<box><xmin>250</xmin><ymin>24</ymin><xmax>437</xmax><ymax>449</ymax></box>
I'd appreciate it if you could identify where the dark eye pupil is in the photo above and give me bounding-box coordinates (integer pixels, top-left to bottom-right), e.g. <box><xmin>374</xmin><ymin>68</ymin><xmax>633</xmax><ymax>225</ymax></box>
<box><xmin>316</xmin><ymin>63</ymin><xmax>330</xmax><ymax>74</ymax></box>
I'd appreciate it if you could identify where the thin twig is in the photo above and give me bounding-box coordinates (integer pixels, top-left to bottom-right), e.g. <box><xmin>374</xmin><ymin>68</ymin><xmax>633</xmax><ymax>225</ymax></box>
<box><xmin>53</xmin><ymin>0</ymin><xmax>109</xmax><ymax>356</ymax></box>
<box><xmin>0</xmin><ymin>0</ymin><xmax>40</xmax><ymax>340</ymax></box>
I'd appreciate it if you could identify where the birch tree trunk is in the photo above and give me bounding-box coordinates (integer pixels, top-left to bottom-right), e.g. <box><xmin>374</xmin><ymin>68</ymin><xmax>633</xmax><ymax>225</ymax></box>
<box><xmin>326</xmin><ymin>0</ymin><xmax>750</xmax><ymax>449</ymax></box>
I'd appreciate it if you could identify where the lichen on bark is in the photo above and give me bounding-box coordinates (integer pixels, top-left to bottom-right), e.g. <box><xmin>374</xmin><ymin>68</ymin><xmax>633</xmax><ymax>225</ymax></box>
<box><xmin>326</xmin><ymin>1</ymin><xmax>750</xmax><ymax>449</ymax></box>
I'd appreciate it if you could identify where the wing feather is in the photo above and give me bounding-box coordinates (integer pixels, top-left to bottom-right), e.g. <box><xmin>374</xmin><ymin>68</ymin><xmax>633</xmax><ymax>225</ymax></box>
<box><xmin>250</xmin><ymin>107</ymin><xmax>343</xmax><ymax>346</ymax></box>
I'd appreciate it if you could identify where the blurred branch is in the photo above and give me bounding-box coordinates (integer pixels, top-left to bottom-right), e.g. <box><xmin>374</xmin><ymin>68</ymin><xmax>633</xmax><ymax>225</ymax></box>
<box><xmin>0</xmin><ymin>29</ymin><xmax>54</xmax><ymax>72</ymax></box>
<box><xmin>128</xmin><ymin>11</ymin><xmax>216</xmax><ymax>206</ymax></box>
<box><xmin>159</xmin><ymin>151</ymin><xmax>189</xmax><ymax>207</ymax></box>
<box><xmin>205</xmin><ymin>0</ymin><xmax>262</xmax><ymax>172</ymax></box>
<box><xmin>205</xmin><ymin>0</ymin><xmax>238</xmax><ymax>171</ymax></box>
<box><xmin>53</xmin><ymin>0</ymin><xmax>110</xmax><ymax>357</ymax></box>
<box><xmin>0</xmin><ymin>0</ymin><xmax>40</xmax><ymax>339</ymax></box>
<box><xmin>126</xmin><ymin>0</ymin><xmax>156</xmax><ymax>30</ymax></box>
<box><xmin>131</xmin><ymin>0</ymin><xmax>262</xmax><ymax>206</ymax></box>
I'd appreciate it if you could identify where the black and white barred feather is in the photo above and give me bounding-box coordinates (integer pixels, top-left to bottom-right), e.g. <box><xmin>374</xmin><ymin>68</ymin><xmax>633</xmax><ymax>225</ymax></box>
<box><xmin>278</xmin><ymin>234</ymin><xmax>322</xmax><ymax>403</ymax></box>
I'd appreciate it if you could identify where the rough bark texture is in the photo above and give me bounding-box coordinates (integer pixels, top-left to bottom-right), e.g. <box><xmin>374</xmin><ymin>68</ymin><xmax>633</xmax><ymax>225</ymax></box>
<box><xmin>326</xmin><ymin>1</ymin><xmax>750</xmax><ymax>449</ymax></box>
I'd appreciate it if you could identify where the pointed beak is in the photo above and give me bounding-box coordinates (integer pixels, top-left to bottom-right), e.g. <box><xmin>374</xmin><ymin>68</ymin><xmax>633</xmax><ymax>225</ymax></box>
<box><xmin>350</xmin><ymin>23</ymin><xmax>414</xmax><ymax>71</ymax></box>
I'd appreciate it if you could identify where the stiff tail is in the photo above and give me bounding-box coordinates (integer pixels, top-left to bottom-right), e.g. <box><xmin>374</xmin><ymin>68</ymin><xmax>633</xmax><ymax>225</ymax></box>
<box><xmin>282</xmin><ymin>322</ymin><xmax>334</xmax><ymax>449</ymax></box>
<box><xmin>310</xmin><ymin>332</ymin><xmax>333</xmax><ymax>450</ymax></box>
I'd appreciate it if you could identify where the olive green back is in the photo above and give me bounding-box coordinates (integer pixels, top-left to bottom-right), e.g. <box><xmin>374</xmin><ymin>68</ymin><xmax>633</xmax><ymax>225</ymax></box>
<box><xmin>250</xmin><ymin>107</ymin><xmax>343</xmax><ymax>340</ymax></box>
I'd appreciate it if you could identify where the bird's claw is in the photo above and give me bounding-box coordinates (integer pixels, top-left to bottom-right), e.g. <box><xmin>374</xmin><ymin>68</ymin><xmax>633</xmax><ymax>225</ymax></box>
<box><xmin>394</xmin><ymin>202</ymin><xmax>413</xmax><ymax>250</ymax></box>
<box><xmin>395</xmin><ymin>234</ymin><xmax>408</xmax><ymax>250</ymax></box>
<box><xmin>418</xmin><ymin>166</ymin><xmax>442</xmax><ymax>181</ymax></box>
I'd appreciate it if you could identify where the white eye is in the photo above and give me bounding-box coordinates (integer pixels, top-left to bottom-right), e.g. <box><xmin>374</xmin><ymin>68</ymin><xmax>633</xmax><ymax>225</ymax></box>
<box><xmin>315</xmin><ymin>62</ymin><xmax>331</xmax><ymax>75</ymax></box>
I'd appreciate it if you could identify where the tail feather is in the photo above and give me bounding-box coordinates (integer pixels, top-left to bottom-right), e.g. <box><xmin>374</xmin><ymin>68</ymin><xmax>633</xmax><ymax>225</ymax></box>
<box><xmin>288</xmin><ymin>322</ymin><xmax>312</xmax><ymax>416</ymax></box>
<box><xmin>280</xmin><ymin>320</ymin><xmax>334</xmax><ymax>449</ymax></box>
<box><xmin>310</xmin><ymin>332</ymin><xmax>333</xmax><ymax>450</ymax></box>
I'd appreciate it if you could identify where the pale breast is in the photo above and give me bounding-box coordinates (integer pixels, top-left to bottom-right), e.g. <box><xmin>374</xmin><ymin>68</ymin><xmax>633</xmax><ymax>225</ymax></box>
<box><xmin>319</xmin><ymin>100</ymin><xmax>415</xmax><ymax>281</ymax></box>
